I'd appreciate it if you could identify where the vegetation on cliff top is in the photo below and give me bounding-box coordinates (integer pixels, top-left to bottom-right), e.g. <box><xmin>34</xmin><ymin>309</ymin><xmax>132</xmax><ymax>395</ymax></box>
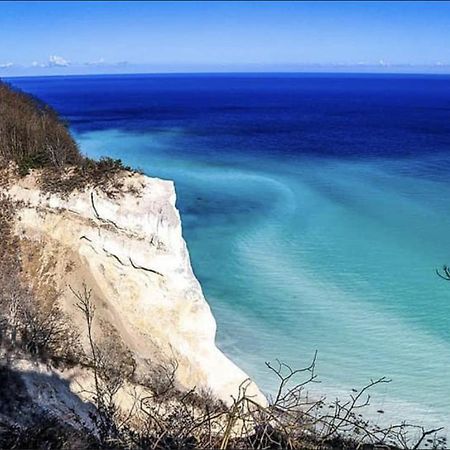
<box><xmin>0</xmin><ymin>80</ymin><xmax>82</xmax><ymax>173</ymax></box>
<box><xmin>0</xmin><ymin>80</ymin><xmax>130</xmax><ymax>194</ymax></box>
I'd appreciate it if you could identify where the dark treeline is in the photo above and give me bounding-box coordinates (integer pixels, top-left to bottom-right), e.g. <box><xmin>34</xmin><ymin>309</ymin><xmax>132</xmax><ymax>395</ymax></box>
<box><xmin>0</xmin><ymin>80</ymin><xmax>82</xmax><ymax>174</ymax></box>
<box><xmin>0</xmin><ymin>80</ymin><xmax>131</xmax><ymax>195</ymax></box>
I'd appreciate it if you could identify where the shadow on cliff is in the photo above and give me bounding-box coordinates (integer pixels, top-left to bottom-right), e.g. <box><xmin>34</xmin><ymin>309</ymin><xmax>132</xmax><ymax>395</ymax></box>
<box><xmin>0</xmin><ymin>362</ymin><xmax>99</xmax><ymax>449</ymax></box>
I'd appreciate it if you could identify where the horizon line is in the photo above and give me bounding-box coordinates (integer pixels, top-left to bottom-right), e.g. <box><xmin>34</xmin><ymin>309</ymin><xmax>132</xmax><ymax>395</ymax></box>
<box><xmin>4</xmin><ymin>70</ymin><xmax>450</xmax><ymax>80</ymax></box>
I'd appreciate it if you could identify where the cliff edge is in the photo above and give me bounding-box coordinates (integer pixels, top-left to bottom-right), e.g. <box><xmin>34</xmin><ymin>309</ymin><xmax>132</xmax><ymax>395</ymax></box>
<box><xmin>2</xmin><ymin>169</ymin><xmax>265</xmax><ymax>405</ymax></box>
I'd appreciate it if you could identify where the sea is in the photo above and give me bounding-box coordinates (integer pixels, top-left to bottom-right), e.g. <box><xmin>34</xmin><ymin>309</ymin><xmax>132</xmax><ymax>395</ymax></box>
<box><xmin>8</xmin><ymin>73</ymin><xmax>450</xmax><ymax>431</ymax></box>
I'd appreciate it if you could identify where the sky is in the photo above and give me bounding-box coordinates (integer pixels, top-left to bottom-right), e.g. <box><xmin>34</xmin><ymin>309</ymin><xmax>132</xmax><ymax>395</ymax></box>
<box><xmin>1</xmin><ymin>1</ymin><xmax>450</xmax><ymax>76</ymax></box>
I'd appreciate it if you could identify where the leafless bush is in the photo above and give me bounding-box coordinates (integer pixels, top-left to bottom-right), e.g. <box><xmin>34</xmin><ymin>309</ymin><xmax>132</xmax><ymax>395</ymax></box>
<box><xmin>72</xmin><ymin>284</ymin><xmax>137</xmax><ymax>446</ymax></box>
<box><xmin>210</xmin><ymin>353</ymin><xmax>445</xmax><ymax>450</ymax></box>
<box><xmin>0</xmin><ymin>196</ymin><xmax>80</xmax><ymax>364</ymax></box>
<box><xmin>88</xmin><ymin>348</ymin><xmax>448</xmax><ymax>449</ymax></box>
<box><xmin>137</xmin><ymin>359</ymin><xmax>180</xmax><ymax>400</ymax></box>
<box><xmin>126</xmin><ymin>353</ymin><xmax>445</xmax><ymax>450</ymax></box>
<box><xmin>40</xmin><ymin>157</ymin><xmax>131</xmax><ymax>198</ymax></box>
<box><xmin>19</xmin><ymin>294</ymin><xmax>80</xmax><ymax>362</ymax></box>
<box><xmin>136</xmin><ymin>373</ymin><xmax>227</xmax><ymax>450</ymax></box>
<box><xmin>0</xmin><ymin>269</ymin><xmax>81</xmax><ymax>364</ymax></box>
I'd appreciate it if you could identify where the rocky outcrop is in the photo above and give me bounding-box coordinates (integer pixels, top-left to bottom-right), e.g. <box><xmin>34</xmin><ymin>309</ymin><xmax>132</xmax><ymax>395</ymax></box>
<box><xmin>3</xmin><ymin>170</ymin><xmax>265</xmax><ymax>405</ymax></box>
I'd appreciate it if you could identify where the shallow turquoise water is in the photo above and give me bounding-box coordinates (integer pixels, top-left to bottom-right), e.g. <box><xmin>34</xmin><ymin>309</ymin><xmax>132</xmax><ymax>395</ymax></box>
<box><xmin>77</xmin><ymin>128</ymin><xmax>450</xmax><ymax>429</ymax></box>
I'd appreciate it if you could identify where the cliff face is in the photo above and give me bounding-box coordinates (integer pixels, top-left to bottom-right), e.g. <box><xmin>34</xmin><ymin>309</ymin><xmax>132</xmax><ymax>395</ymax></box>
<box><xmin>4</xmin><ymin>170</ymin><xmax>264</xmax><ymax>405</ymax></box>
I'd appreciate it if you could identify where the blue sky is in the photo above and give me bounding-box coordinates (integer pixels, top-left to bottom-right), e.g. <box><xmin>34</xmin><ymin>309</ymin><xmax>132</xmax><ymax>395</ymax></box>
<box><xmin>1</xmin><ymin>1</ymin><xmax>450</xmax><ymax>76</ymax></box>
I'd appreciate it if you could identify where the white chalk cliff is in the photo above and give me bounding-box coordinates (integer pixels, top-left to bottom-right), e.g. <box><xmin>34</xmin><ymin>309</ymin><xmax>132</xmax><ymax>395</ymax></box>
<box><xmin>4</xmin><ymin>170</ymin><xmax>265</xmax><ymax>405</ymax></box>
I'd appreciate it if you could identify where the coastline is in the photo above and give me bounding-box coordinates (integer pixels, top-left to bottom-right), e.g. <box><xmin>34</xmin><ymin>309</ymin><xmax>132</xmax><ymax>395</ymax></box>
<box><xmin>3</xmin><ymin>168</ymin><xmax>266</xmax><ymax>406</ymax></box>
<box><xmin>8</xmin><ymin>73</ymin><xmax>450</xmax><ymax>433</ymax></box>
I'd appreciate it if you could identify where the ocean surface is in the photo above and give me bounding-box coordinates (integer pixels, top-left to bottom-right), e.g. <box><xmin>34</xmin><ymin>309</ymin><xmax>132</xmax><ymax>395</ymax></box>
<box><xmin>8</xmin><ymin>73</ymin><xmax>450</xmax><ymax>430</ymax></box>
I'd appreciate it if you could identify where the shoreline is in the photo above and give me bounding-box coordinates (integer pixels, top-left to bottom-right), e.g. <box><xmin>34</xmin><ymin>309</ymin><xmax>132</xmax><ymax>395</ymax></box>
<box><xmin>77</xmin><ymin>131</ymin><xmax>450</xmax><ymax>433</ymax></box>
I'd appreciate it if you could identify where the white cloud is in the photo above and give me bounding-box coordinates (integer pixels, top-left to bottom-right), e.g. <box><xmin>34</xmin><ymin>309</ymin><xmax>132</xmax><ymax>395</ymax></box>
<box><xmin>31</xmin><ymin>61</ymin><xmax>46</xmax><ymax>68</ymax></box>
<box><xmin>0</xmin><ymin>62</ymin><xmax>14</xmax><ymax>69</ymax></box>
<box><xmin>85</xmin><ymin>57</ymin><xmax>106</xmax><ymax>66</ymax></box>
<box><xmin>48</xmin><ymin>55</ymin><xmax>70</xmax><ymax>67</ymax></box>
<box><xmin>29</xmin><ymin>56</ymin><xmax>70</xmax><ymax>68</ymax></box>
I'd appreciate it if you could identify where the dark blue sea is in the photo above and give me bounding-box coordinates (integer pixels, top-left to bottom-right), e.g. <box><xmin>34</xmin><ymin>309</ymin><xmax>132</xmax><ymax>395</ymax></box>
<box><xmin>8</xmin><ymin>73</ymin><xmax>450</xmax><ymax>428</ymax></box>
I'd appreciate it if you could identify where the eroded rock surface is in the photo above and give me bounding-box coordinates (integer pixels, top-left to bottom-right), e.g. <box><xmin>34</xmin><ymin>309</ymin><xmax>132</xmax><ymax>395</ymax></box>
<box><xmin>4</xmin><ymin>170</ymin><xmax>265</xmax><ymax>405</ymax></box>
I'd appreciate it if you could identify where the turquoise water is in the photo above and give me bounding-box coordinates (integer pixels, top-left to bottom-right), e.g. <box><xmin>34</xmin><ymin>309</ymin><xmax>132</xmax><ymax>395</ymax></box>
<box><xmin>78</xmin><ymin>128</ymin><xmax>450</xmax><ymax>429</ymax></box>
<box><xmin>9</xmin><ymin>74</ymin><xmax>450</xmax><ymax>429</ymax></box>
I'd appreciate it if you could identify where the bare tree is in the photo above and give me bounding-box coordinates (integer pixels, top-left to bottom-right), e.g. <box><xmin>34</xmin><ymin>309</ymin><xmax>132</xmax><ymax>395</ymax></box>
<box><xmin>72</xmin><ymin>284</ymin><xmax>137</xmax><ymax>447</ymax></box>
